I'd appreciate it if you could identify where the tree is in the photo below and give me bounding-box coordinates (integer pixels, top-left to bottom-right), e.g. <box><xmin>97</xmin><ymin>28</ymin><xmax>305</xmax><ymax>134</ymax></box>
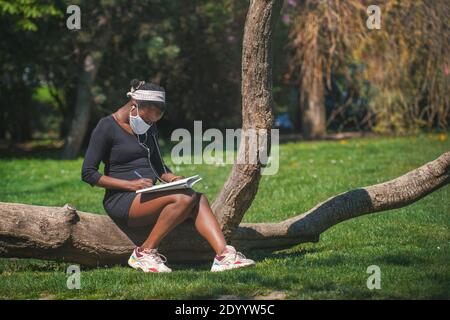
<box><xmin>0</xmin><ymin>0</ymin><xmax>62</xmax><ymax>141</ymax></box>
<box><xmin>0</xmin><ymin>0</ymin><xmax>448</xmax><ymax>265</ymax></box>
<box><xmin>288</xmin><ymin>3</ymin><xmax>326</xmax><ymax>139</ymax></box>
<box><xmin>286</xmin><ymin>0</ymin><xmax>368</xmax><ymax>139</ymax></box>
<box><xmin>286</xmin><ymin>0</ymin><xmax>450</xmax><ymax>135</ymax></box>
<box><xmin>353</xmin><ymin>0</ymin><xmax>450</xmax><ymax>133</ymax></box>
<box><xmin>61</xmin><ymin>2</ymin><xmax>113</xmax><ymax>159</ymax></box>
<box><xmin>62</xmin><ymin>0</ymin><xmax>248</xmax><ymax>157</ymax></box>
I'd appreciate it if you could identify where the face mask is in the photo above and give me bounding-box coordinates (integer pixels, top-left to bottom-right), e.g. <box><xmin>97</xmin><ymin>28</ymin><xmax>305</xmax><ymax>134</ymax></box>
<box><xmin>129</xmin><ymin>104</ymin><xmax>152</xmax><ymax>135</ymax></box>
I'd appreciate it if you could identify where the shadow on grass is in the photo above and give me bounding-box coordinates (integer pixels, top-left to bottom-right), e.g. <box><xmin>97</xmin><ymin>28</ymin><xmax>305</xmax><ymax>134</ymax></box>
<box><xmin>0</xmin><ymin>180</ymin><xmax>77</xmax><ymax>197</ymax></box>
<box><xmin>0</xmin><ymin>143</ymin><xmax>63</xmax><ymax>160</ymax></box>
<box><xmin>177</xmin><ymin>271</ymin><xmax>303</xmax><ymax>300</ymax></box>
<box><xmin>0</xmin><ymin>139</ymin><xmax>175</xmax><ymax>161</ymax></box>
<box><xmin>0</xmin><ymin>245</ymin><xmax>320</xmax><ymax>275</ymax></box>
<box><xmin>0</xmin><ymin>258</ymin><xmax>70</xmax><ymax>273</ymax></box>
<box><xmin>251</xmin><ymin>247</ymin><xmax>320</xmax><ymax>261</ymax></box>
<box><xmin>169</xmin><ymin>246</ymin><xmax>321</xmax><ymax>272</ymax></box>
<box><xmin>373</xmin><ymin>253</ymin><xmax>426</xmax><ymax>266</ymax></box>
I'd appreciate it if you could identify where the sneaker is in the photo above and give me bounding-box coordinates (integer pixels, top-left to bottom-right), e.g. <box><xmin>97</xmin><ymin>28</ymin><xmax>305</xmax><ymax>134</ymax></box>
<box><xmin>211</xmin><ymin>245</ymin><xmax>255</xmax><ymax>272</ymax></box>
<box><xmin>128</xmin><ymin>247</ymin><xmax>172</xmax><ymax>273</ymax></box>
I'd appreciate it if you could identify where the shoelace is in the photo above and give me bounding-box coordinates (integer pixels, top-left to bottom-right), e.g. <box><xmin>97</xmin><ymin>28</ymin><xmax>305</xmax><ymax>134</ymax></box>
<box><xmin>236</xmin><ymin>251</ymin><xmax>247</xmax><ymax>260</ymax></box>
<box><xmin>141</xmin><ymin>249</ymin><xmax>168</xmax><ymax>264</ymax></box>
<box><xmin>220</xmin><ymin>250</ymin><xmax>247</xmax><ymax>263</ymax></box>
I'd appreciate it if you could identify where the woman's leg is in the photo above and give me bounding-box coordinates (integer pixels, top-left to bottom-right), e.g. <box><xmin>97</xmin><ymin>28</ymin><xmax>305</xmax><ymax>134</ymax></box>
<box><xmin>188</xmin><ymin>193</ymin><xmax>227</xmax><ymax>255</ymax></box>
<box><xmin>127</xmin><ymin>189</ymin><xmax>227</xmax><ymax>255</ymax></box>
<box><xmin>186</xmin><ymin>194</ymin><xmax>256</xmax><ymax>272</ymax></box>
<box><xmin>127</xmin><ymin>189</ymin><xmax>199</xmax><ymax>249</ymax></box>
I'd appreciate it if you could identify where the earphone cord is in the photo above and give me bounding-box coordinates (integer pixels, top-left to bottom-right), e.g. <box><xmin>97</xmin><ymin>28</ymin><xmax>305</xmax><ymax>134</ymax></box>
<box><xmin>137</xmin><ymin>132</ymin><xmax>167</xmax><ymax>184</ymax></box>
<box><xmin>152</xmin><ymin>133</ymin><xmax>168</xmax><ymax>175</ymax></box>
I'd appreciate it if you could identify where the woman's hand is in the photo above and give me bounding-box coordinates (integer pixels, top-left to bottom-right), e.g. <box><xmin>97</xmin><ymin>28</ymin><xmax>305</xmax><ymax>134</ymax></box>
<box><xmin>162</xmin><ymin>173</ymin><xmax>185</xmax><ymax>183</ymax></box>
<box><xmin>169</xmin><ymin>175</ymin><xmax>185</xmax><ymax>182</ymax></box>
<box><xmin>127</xmin><ymin>178</ymin><xmax>154</xmax><ymax>191</ymax></box>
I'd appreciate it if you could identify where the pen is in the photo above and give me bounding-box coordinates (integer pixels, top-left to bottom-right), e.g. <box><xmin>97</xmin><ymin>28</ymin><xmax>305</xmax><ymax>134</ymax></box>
<box><xmin>134</xmin><ymin>171</ymin><xmax>143</xmax><ymax>179</ymax></box>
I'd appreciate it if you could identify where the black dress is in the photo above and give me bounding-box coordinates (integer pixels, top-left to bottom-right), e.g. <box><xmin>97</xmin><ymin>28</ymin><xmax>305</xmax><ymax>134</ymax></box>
<box><xmin>81</xmin><ymin>115</ymin><xmax>171</xmax><ymax>225</ymax></box>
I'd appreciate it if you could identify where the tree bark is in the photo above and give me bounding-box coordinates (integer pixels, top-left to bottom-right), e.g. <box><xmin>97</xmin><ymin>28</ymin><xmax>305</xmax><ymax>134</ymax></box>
<box><xmin>300</xmin><ymin>60</ymin><xmax>326</xmax><ymax>139</ymax></box>
<box><xmin>212</xmin><ymin>0</ymin><xmax>284</xmax><ymax>238</ymax></box>
<box><xmin>1</xmin><ymin>152</ymin><xmax>448</xmax><ymax>266</ymax></box>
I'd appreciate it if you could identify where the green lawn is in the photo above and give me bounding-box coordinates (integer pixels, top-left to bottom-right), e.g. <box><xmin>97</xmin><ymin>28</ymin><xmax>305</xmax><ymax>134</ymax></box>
<box><xmin>0</xmin><ymin>134</ymin><xmax>449</xmax><ymax>299</ymax></box>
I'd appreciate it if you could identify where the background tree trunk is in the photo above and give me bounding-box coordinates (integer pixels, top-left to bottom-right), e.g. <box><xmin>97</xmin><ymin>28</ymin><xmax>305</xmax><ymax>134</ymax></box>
<box><xmin>62</xmin><ymin>53</ymin><xmax>100</xmax><ymax>159</ymax></box>
<box><xmin>300</xmin><ymin>60</ymin><xmax>326</xmax><ymax>139</ymax></box>
<box><xmin>62</xmin><ymin>18</ymin><xmax>111</xmax><ymax>160</ymax></box>
<box><xmin>0</xmin><ymin>152</ymin><xmax>448</xmax><ymax>266</ymax></box>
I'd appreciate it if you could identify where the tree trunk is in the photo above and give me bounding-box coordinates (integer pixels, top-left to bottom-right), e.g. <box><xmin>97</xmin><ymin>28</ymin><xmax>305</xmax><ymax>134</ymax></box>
<box><xmin>211</xmin><ymin>0</ymin><xmax>284</xmax><ymax>239</ymax></box>
<box><xmin>62</xmin><ymin>21</ymin><xmax>111</xmax><ymax>160</ymax></box>
<box><xmin>0</xmin><ymin>152</ymin><xmax>448</xmax><ymax>266</ymax></box>
<box><xmin>61</xmin><ymin>52</ymin><xmax>104</xmax><ymax>160</ymax></box>
<box><xmin>300</xmin><ymin>60</ymin><xmax>326</xmax><ymax>139</ymax></box>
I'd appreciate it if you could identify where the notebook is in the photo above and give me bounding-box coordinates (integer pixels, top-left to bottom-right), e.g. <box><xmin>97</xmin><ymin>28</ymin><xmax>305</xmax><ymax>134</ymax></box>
<box><xmin>135</xmin><ymin>175</ymin><xmax>202</xmax><ymax>194</ymax></box>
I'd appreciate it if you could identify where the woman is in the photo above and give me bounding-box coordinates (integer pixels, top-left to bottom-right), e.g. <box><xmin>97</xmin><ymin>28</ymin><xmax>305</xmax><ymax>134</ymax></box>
<box><xmin>81</xmin><ymin>79</ymin><xmax>255</xmax><ymax>273</ymax></box>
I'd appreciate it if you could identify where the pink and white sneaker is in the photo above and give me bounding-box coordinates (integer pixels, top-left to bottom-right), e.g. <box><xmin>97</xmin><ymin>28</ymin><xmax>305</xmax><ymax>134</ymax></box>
<box><xmin>211</xmin><ymin>245</ymin><xmax>256</xmax><ymax>272</ymax></box>
<box><xmin>128</xmin><ymin>247</ymin><xmax>172</xmax><ymax>273</ymax></box>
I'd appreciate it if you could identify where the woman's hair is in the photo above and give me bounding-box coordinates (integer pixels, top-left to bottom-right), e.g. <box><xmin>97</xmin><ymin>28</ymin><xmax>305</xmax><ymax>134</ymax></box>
<box><xmin>130</xmin><ymin>78</ymin><xmax>166</xmax><ymax>111</ymax></box>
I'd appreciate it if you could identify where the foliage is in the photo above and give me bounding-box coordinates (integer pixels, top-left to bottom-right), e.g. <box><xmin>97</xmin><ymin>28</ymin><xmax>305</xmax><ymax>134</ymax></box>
<box><xmin>0</xmin><ymin>0</ymin><xmax>247</xmax><ymax>143</ymax></box>
<box><xmin>286</xmin><ymin>0</ymin><xmax>449</xmax><ymax>133</ymax></box>
<box><xmin>355</xmin><ymin>0</ymin><xmax>450</xmax><ymax>133</ymax></box>
<box><xmin>0</xmin><ymin>0</ymin><xmax>61</xmax><ymax>31</ymax></box>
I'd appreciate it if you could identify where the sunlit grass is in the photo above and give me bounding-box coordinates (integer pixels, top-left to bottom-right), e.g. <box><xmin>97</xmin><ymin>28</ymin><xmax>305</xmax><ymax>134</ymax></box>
<box><xmin>0</xmin><ymin>134</ymin><xmax>449</xmax><ymax>299</ymax></box>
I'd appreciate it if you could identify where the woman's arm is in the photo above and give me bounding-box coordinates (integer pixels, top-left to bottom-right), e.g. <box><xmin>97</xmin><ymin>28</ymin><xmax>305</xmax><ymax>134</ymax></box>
<box><xmin>81</xmin><ymin>118</ymin><xmax>110</xmax><ymax>187</ymax></box>
<box><xmin>81</xmin><ymin>118</ymin><xmax>153</xmax><ymax>191</ymax></box>
<box><xmin>96</xmin><ymin>175</ymin><xmax>153</xmax><ymax>191</ymax></box>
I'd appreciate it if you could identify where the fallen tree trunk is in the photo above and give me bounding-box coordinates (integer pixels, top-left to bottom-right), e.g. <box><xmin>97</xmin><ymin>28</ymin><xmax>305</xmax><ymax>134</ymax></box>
<box><xmin>1</xmin><ymin>151</ymin><xmax>448</xmax><ymax>266</ymax></box>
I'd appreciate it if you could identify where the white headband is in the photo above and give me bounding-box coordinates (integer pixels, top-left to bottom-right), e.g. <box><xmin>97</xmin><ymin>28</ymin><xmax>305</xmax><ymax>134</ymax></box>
<box><xmin>127</xmin><ymin>89</ymin><xmax>165</xmax><ymax>103</ymax></box>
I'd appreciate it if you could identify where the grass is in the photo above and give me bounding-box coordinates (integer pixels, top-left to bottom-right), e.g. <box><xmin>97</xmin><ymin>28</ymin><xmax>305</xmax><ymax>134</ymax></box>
<box><xmin>0</xmin><ymin>133</ymin><xmax>449</xmax><ymax>299</ymax></box>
